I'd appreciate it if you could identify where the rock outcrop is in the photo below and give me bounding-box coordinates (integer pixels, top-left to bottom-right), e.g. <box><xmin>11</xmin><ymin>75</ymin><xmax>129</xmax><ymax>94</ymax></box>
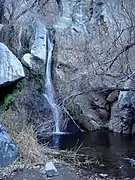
<box><xmin>118</xmin><ymin>75</ymin><xmax>135</xmax><ymax>134</ymax></box>
<box><xmin>31</xmin><ymin>22</ymin><xmax>47</xmax><ymax>62</ymax></box>
<box><xmin>0</xmin><ymin>0</ymin><xmax>135</xmax><ymax>134</ymax></box>
<box><xmin>0</xmin><ymin>124</ymin><xmax>18</xmax><ymax>167</ymax></box>
<box><xmin>53</xmin><ymin>0</ymin><xmax>135</xmax><ymax>133</ymax></box>
<box><xmin>0</xmin><ymin>9</ymin><xmax>55</xmax><ymax>138</ymax></box>
<box><xmin>0</xmin><ymin>43</ymin><xmax>25</xmax><ymax>86</ymax></box>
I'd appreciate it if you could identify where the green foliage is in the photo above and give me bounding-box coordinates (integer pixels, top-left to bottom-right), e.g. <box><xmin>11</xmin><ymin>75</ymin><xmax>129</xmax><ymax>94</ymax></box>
<box><xmin>0</xmin><ymin>105</ymin><xmax>5</xmax><ymax>115</ymax></box>
<box><xmin>16</xmin><ymin>81</ymin><xmax>24</xmax><ymax>89</ymax></box>
<box><xmin>0</xmin><ymin>80</ymin><xmax>24</xmax><ymax>114</ymax></box>
<box><xmin>4</xmin><ymin>89</ymin><xmax>20</xmax><ymax>105</ymax></box>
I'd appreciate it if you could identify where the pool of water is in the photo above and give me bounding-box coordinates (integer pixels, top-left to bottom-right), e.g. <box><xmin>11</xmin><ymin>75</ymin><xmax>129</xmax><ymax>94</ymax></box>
<box><xmin>49</xmin><ymin>130</ymin><xmax>135</xmax><ymax>179</ymax></box>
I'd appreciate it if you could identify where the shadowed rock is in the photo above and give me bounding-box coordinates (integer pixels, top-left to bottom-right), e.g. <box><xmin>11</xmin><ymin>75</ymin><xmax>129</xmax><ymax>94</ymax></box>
<box><xmin>0</xmin><ymin>124</ymin><xmax>18</xmax><ymax>167</ymax></box>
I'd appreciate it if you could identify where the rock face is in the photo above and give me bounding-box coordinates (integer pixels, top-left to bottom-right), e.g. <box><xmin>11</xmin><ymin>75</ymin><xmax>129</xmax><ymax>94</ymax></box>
<box><xmin>0</xmin><ymin>0</ymin><xmax>135</xmax><ymax>134</ymax></box>
<box><xmin>31</xmin><ymin>22</ymin><xmax>47</xmax><ymax>62</ymax></box>
<box><xmin>0</xmin><ymin>124</ymin><xmax>18</xmax><ymax>167</ymax></box>
<box><xmin>53</xmin><ymin>0</ymin><xmax>135</xmax><ymax>133</ymax></box>
<box><xmin>118</xmin><ymin>75</ymin><xmax>135</xmax><ymax>134</ymax></box>
<box><xmin>0</xmin><ymin>8</ymin><xmax>55</xmax><ymax>137</ymax></box>
<box><xmin>0</xmin><ymin>43</ymin><xmax>25</xmax><ymax>86</ymax></box>
<box><xmin>108</xmin><ymin>102</ymin><xmax>121</xmax><ymax>133</ymax></box>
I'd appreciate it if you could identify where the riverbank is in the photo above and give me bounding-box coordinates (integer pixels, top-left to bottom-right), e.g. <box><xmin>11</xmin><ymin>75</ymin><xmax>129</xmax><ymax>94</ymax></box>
<box><xmin>0</xmin><ymin>162</ymin><xmax>116</xmax><ymax>180</ymax></box>
<box><xmin>1</xmin><ymin>117</ymin><xmax>135</xmax><ymax>179</ymax></box>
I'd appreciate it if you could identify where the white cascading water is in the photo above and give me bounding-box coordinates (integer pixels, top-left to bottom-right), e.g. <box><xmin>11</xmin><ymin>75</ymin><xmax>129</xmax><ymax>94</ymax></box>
<box><xmin>43</xmin><ymin>36</ymin><xmax>60</xmax><ymax>133</ymax></box>
<box><xmin>44</xmin><ymin>34</ymin><xmax>78</xmax><ymax>139</ymax></box>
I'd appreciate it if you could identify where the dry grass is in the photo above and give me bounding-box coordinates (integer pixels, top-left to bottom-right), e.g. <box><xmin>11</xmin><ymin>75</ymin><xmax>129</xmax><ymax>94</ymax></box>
<box><xmin>0</xmin><ymin>117</ymin><xmax>79</xmax><ymax>166</ymax></box>
<box><xmin>0</xmin><ymin>118</ymin><xmax>48</xmax><ymax>166</ymax></box>
<box><xmin>16</xmin><ymin>126</ymin><xmax>48</xmax><ymax>165</ymax></box>
<box><xmin>0</xmin><ymin>117</ymin><xmax>97</xmax><ymax>172</ymax></box>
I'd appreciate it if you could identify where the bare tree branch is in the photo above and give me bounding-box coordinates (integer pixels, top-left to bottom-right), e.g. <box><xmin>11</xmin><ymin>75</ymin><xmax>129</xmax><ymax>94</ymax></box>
<box><xmin>105</xmin><ymin>41</ymin><xmax>135</xmax><ymax>69</ymax></box>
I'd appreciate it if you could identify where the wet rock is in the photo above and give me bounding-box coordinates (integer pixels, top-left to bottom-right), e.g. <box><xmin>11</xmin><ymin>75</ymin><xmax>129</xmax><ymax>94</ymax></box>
<box><xmin>79</xmin><ymin>115</ymin><xmax>100</xmax><ymax>131</ymax></box>
<box><xmin>118</xmin><ymin>75</ymin><xmax>135</xmax><ymax>134</ymax></box>
<box><xmin>108</xmin><ymin>102</ymin><xmax>122</xmax><ymax>133</ymax></box>
<box><xmin>124</xmin><ymin>158</ymin><xmax>135</xmax><ymax>166</ymax></box>
<box><xmin>0</xmin><ymin>43</ymin><xmax>25</xmax><ymax>86</ymax></box>
<box><xmin>65</xmin><ymin>92</ymin><xmax>109</xmax><ymax>131</ymax></box>
<box><xmin>107</xmin><ymin>91</ymin><xmax>119</xmax><ymax>103</ymax></box>
<box><xmin>0</xmin><ymin>124</ymin><xmax>18</xmax><ymax>167</ymax></box>
<box><xmin>45</xmin><ymin>162</ymin><xmax>58</xmax><ymax>177</ymax></box>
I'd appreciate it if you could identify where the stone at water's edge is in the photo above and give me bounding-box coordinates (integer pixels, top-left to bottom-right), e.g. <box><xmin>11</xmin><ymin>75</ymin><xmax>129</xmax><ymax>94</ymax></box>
<box><xmin>45</xmin><ymin>162</ymin><xmax>58</xmax><ymax>177</ymax></box>
<box><xmin>0</xmin><ymin>43</ymin><xmax>25</xmax><ymax>86</ymax></box>
<box><xmin>0</xmin><ymin>124</ymin><xmax>18</xmax><ymax>167</ymax></box>
<box><xmin>118</xmin><ymin>75</ymin><xmax>135</xmax><ymax>134</ymax></box>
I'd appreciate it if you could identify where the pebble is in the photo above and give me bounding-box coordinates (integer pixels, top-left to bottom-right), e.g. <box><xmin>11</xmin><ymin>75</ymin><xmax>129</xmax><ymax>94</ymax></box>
<box><xmin>99</xmin><ymin>173</ymin><xmax>108</xmax><ymax>178</ymax></box>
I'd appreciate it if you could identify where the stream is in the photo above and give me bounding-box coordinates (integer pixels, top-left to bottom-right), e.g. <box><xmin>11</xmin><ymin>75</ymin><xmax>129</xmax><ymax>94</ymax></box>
<box><xmin>49</xmin><ymin>130</ymin><xmax>135</xmax><ymax>179</ymax></box>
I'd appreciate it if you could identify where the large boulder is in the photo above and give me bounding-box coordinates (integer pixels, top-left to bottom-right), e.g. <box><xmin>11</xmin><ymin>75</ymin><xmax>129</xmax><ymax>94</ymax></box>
<box><xmin>108</xmin><ymin>75</ymin><xmax>135</xmax><ymax>134</ymax></box>
<box><xmin>0</xmin><ymin>43</ymin><xmax>25</xmax><ymax>86</ymax></box>
<box><xmin>22</xmin><ymin>53</ymin><xmax>43</xmax><ymax>71</ymax></box>
<box><xmin>31</xmin><ymin>22</ymin><xmax>47</xmax><ymax>63</ymax></box>
<box><xmin>108</xmin><ymin>102</ymin><xmax>122</xmax><ymax>133</ymax></box>
<box><xmin>118</xmin><ymin>76</ymin><xmax>135</xmax><ymax>134</ymax></box>
<box><xmin>0</xmin><ymin>124</ymin><xmax>18</xmax><ymax>167</ymax></box>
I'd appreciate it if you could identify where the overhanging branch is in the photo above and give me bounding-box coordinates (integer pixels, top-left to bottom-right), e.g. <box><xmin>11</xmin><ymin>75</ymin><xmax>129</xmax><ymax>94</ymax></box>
<box><xmin>105</xmin><ymin>41</ymin><xmax>135</xmax><ymax>69</ymax></box>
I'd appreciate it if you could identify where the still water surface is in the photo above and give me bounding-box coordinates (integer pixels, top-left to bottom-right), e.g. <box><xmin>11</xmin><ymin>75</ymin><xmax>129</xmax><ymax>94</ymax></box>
<box><xmin>50</xmin><ymin>130</ymin><xmax>135</xmax><ymax>179</ymax></box>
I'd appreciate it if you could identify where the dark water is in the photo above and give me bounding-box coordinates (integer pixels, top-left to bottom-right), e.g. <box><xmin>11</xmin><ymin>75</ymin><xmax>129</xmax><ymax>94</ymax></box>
<box><xmin>49</xmin><ymin>130</ymin><xmax>135</xmax><ymax>179</ymax></box>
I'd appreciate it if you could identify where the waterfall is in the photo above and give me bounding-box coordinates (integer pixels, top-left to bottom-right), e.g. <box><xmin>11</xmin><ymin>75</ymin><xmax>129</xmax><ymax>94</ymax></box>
<box><xmin>43</xmin><ymin>33</ymin><xmax>81</xmax><ymax>138</ymax></box>
<box><xmin>43</xmin><ymin>35</ymin><xmax>60</xmax><ymax>133</ymax></box>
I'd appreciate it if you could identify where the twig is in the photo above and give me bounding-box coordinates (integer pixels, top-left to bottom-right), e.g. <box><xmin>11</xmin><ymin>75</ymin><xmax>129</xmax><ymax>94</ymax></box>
<box><xmin>105</xmin><ymin>41</ymin><xmax>135</xmax><ymax>69</ymax></box>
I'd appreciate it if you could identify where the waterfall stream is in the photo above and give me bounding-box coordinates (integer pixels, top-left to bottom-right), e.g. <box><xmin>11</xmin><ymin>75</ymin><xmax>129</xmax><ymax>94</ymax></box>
<box><xmin>43</xmin><ymin>33</ymin><xmax>81</xmax><ymax>138</ymax></box>
<box><xmin>43</xmin><ymin>35</ymin><xmax>60</xmax><ymax>133</ymax></box>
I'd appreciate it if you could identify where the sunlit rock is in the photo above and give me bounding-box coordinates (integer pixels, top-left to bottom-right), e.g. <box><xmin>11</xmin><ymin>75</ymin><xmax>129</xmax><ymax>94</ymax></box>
<box><xmin>45</xmin><ymin>162</ymin><xmax>58</xmax><ymax>177</ymax></box>
<box><xmin>22</xmin><ymin>53</ymin><xmax>33</xmax><ymax>69</ymax></box>
<box><xmin>31</xmin><ymin>22</ymin><xmax>47</xmax><ymax>63</ymax></box>
<box><xmin>0</xmin><ymin>43</ymin><xmax>25</xmax><ymax>86</ymax></box>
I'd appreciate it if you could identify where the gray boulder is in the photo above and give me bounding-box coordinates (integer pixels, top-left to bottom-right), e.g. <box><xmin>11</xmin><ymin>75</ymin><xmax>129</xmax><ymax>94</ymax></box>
<box><xmin>0</xmin><ymin>43</ymin><xmax>25</xmax><ymax>86</ymax></box>
<box><xmin>108</xmin><ymin>102</ymin><xmax>122</xmax><ymax>133</ymax></box>
<box><xmin>118</xmin><ymin>75</ymin><xmax>135</xmax><ymax>134</ymax></box>
<box><xmin>22</xmin><ymin>53</ymin><xmax>33</xmax><ymax>69</ymax></box>
<box><xmin>22</xmin><ymin>53</ymin><xmax>44</xmax><ymax>71</ymax></box>
<box><xmin>0</xmin><ymin>124</ymin><xmax>18</xmax><ymax>167</ymax></box>
<box><xmin>31</xmin><ymin>22</ymin><xmax>47</xmax><ymax>63</ymax></box>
